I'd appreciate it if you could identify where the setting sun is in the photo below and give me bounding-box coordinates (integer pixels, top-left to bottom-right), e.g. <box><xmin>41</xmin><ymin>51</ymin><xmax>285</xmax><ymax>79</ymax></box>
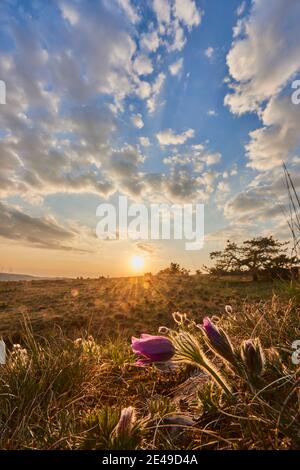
<box><xmin>130</xmin><ymin>255</ymin><xmax>145</xmax><ymax>271</ymax></box>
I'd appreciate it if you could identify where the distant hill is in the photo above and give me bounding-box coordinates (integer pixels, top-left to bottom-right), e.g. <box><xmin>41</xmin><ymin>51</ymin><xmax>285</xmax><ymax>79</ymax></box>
<box><xmin>0</xmin><ymin>273</ymin><xmax>64</xmax><ymax>281</ymax></box>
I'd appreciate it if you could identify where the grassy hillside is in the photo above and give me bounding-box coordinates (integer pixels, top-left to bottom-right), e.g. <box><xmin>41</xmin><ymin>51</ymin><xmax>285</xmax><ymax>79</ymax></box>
<box><xmin>0</xmin><ymin>275</ymin><xmax>299</xmax><ymax>450</ymax></box>
<box><xmin>0</xmin><ymin>274</ymin><xmax>296</xmax><ymax>340</ymax></box>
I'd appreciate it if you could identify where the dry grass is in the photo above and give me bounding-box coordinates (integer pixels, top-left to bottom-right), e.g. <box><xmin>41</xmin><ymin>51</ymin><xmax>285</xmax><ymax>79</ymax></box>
<box><xmin>0</xmin><ymin>274</ymin><xmax>295</xmax><ymax>340</ymax></box>
<box><xmin>0</xmin><ymin>274</ymin><xmax>299</xmax><ymax>449</ymax></box>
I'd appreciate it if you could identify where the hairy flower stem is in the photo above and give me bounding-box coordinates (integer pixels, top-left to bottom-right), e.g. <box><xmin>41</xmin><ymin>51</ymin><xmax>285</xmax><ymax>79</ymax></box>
<box><xmin>171</xmin><ymin>331</ymin><xmax>234</xmax><ymax>399</ymax></box>
<box><xmin>203</xmin><ymin>363</ymin><xmax>233</xmax><ymax>399</ymax></box>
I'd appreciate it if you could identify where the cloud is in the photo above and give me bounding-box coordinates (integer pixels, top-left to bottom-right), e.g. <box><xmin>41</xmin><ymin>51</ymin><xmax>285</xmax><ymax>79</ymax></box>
<box><xmin>225</xmin><ymin>191</ymin><xmax>269</xmax><ymax>218</ymax></box>
<box><xmin>169</xmin><ymin>57</ymin><xmax>183</xmax><ymax>76</ymax></box>
<box><xmin>153</xmin><ymin>0</ymin><xmax>172</xmax><ymax>25</ymax></box>
<box><xmin>207</xmin><ymin>108</ymin><xmax>217</xmax><ymax>117</ymax></box>
<box><xmin>139</xmin><ymin>136</ymin><xmax>151</xmax><ymax>147</ymax></box>
<box><xmin>217</xmin><ymin>181</ymin><xmax>230</xmax><ymax>193</ymax></box>
<box><xmin>167</xmin><ymin>20</ymin><xmax>186</xmax><ymax>52</ymax></box>
<box><xmin>135</xmin><ymin>242</ymin><xmax>158</xmax><ymax>254</ymax></box>
<box><xmin>133</xmin><ymin>54</ymin><xmax>153</xmax><ymax>76</ymax></box>
<box><xmin>117</xmin><ymin>0</ymin><xmax>140</xmax><ymax>24</ymax></box>
<box><xmin>225</xmin><ymin>0</ymin><xmax>300</xmax><ymax>115</ymax></box>
<box><xmin>0</xmin><ymin>0</ymin><xmax>215</xmax><ymax>240</ymax></box>
<box><xmin>156</xmin><ymin>128</ymin><xmax>194</xmax><ymax>145</ymax></box>
<box><xmin>140</xmin><ymin>30</ymin><xmax>160</xmax><ymax>51</ymax></box>
<box><xmin>147</xmin><ymin>72</ymin><xmax>166</xmax><ymax>113</ymax></box>
<box><xmin>131</xmin><ymin>113</ymin><xmax>144</xmax><ymax>129</ymax></box>
<box><xmin>0</xmin><ymin>202</ymin><xmax>79</xmax><ymax>251</ymax></box>
<box><xmin>205</xmin><ymin>46</ymin><xmax>214</xmax><ymax>59</ymax></box>
<box><xmin>60</xmin><ymin>3</ymin><xmax>79</xmax><ymax>26</ymax></box>
<box><xmin>236</xmin><ymin>1</ymin><xmax>246</xmax><ymax>17</ymax></box>
<box><xmin>221</xmin><ymin>0</ymin><xmax>300</xmax><ymax>237</ymax></box>
<box><xmin>0</xmin><ymin>1</ymin><xmax>158</xmax><ymax>203</ymax></box>
<box><xmin>173</xmin><ymin>0</ymin><xmax>202</xmax><ymax>29</ymax></box>
<box><xmin>192</xmin><ymin>144</ymin><xmax>221</xmax><ymax>166</ymax></box>
<box><xmin>246</xmin><ymin>95</ymin><xmax>300</xmax><ymax>170</ymax></box>
<box><xmin>163</xmin><ymin>142</ymin><xmax>222</xmax><ymax>172</ymax></box>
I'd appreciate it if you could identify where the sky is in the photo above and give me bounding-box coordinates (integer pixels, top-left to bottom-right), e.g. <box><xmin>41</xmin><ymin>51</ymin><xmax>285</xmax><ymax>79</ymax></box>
<box><xmin>1</xmin><ymin>0</ymin><xmax>300</xmax><ymax>277</ymax></box>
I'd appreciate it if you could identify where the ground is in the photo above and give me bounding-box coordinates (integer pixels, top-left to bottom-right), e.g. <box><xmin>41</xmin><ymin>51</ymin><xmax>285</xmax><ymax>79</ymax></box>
<box><xmin>0</xmin><ymin>274</ymin><xmax>295</xmax><ymax>340</ymax></box>
<box><xmin>0</xmin><ymin>274</ymin><xmax>299</xmax><ymax>450</ymax></box>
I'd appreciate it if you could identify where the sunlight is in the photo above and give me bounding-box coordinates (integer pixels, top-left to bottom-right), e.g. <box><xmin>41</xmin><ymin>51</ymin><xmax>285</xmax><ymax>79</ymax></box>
<box><xmin>130</xmin><ymin>255</ymin><xmax>145</xmax><ymax>271</ymax></box>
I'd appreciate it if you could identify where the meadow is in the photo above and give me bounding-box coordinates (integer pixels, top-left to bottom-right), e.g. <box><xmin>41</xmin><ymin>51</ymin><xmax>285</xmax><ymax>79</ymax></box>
<box><xmin>0</xmin><ymin>274</ymin><xmax>299</xmax><ymax>450</ymax></box>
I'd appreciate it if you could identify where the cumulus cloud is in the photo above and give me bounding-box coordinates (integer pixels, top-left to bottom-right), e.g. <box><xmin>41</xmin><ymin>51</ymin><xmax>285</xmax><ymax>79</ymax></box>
<box><xmin>140</xmin><ymin>30</ymin><xmax>160</xmax><ymax>51</ymax></box>
<box><xmin>167</xmin><ymin>20</ymin><xmax>186</xmax><ymax>52</ymax></box>
<box><xmin>0</xmin><ymin>202</ymin><xmax>79</xmax><ymax>251</ymax></box>
<box><xmin>246</xmin><ymin>96</ymin><xmax>300</xmax><ymax>170</ymax></box>
<box><xmin>0</xmin><ymin>1</ymin><xmax>158</xmax><ymax>204</ymax></box>
<box><xmin>163</xmin><ymin>143</ymin><xmax>222</xmax><ymax>174</ymax></box>
<box><xmin>133</xmin><ymin>54</ymin><xmax>153</xmax><ymax>76</ymax></box>
<box><xmin>225</xmin><ymin>0</ymin><xmax>300</xmax><ymax>115</ymax></box>
<box><xmin>207</xmin><ymin>108</ymin><xmax>217</xmax><ymax>117</ymax></box>
<box><xmin>139</xmin><ymin>136</ymin><xmax>151</xmax><ymax>147</ymax></box>
<box><xmin>0</xmin><ymin>0</ymin><xmax>215</xmax><ymax>255</ymax></box>
<box><xmin>131</xmin><ymin>113</ymin><xmax>144</xmax><ymax>129</ymax></box>
<box><xmin>153</xmin><ymin>0</ymin><xmax>172</xmax><ymax>25</ymax></box>
<box><xmin>60</xmin><ymin>3</ymin><xmax>79</xmax><ymax>26</ymax></box>
<box><xmin>173</xmin><ymin>0</ymin><xmax>202</xmax><ymax>29</ymax></box>
<box><xmin>156</xmin><ymin>128</ymin><xmax>194</xmax><ymax>145</ymax></box>
<box><xmin>147</xmin><ymin>72</ymin><xmax>166</xmax><ymax>113</ymax></box>
<box><xmin>221</xmin><ymin>0</ymin><xmax>300</xmax><ymax>238</ymax></box>
<box><xmin>117</xmin><ymin>0</ymin><xmax>140</xmax><ymax>24</ymax></box>
<box><xmin>236</xmin><ymin>1</ymin><xmax>246</xmax><ymax>17</ymax></box>
<box><xmin>205</xmin><ymin>47</ymin><xmax>214</xmax><ymax>59</ymax></box>
<box><xmin>169</xmin><ymin>57</ymin><xmax>183</xmax><ymax>76</ymax></box>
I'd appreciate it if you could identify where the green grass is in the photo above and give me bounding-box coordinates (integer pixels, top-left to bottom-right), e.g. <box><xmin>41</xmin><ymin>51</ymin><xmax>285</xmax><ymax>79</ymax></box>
<box><xmin>0</xmin><ymin>275</ymin><xmax>299</xmax><ymax>449</ymax></box>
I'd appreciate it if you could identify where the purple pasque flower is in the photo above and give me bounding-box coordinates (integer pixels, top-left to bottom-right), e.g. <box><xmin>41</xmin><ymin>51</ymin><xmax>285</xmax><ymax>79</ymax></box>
<box><xmin>131</xmin><ymin>334</ymin><xmax>175</xmax><ymax>365</ymax></box>
<box><xmin>241</xmin><ymin>338</ymin><xmax>265</xmax><ymax>380</ymax></box>
<box><xmin>202</xmin><ymin>317</ymin><xmax>236</xmax><ymax>365</ymax></box>
<box><xmin>115</xmin><ymin>406</ymin><xmax>136</xmax><ymax>436</ymax></box>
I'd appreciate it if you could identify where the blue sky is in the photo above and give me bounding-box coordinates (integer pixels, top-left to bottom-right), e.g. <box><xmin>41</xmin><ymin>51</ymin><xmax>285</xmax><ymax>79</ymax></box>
<box><xmin>1</xmin><ymin>0</ymin><xmax>300</xmax><ymax>276</ymax></box>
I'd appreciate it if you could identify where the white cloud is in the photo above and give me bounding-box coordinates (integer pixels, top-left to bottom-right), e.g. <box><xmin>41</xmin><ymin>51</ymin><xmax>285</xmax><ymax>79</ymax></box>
<box><xmin>191</xmin><ymin>145</ymin><xmax>221</xmax><ymax>166</ymax></box>
<box><xmin>0</xmin><ymin>202</ymin><xmax>78</xmax><ymax>251</ymax></box>
<box><xmin>136</xmin><ymin>80</ymin><xmax>152</xmax><ymax>99</ymax></box>
<box><xmin>224</xmin><ymin>0</ymin><xmax>300</xmax><ymax>172</ymax></box>
<box><xmin>163</xmin><ymin>143</ymin><xmax>222</xmax><ymax>172</ymax></box>
<box><xmin>131</xmin><ymin>113</ymin><xmax>144</xmax><ymax>129</ymax></box>
<box><xmin>147</xmin><ymin>72</ymin><xmax>166</xmax><ymax>113</ymax></box>
<box><xmin>157</xmin><ymin>128</ymin><xmax>194</xmax><ymax>145</ymax></box>
<box><xmin>117</xmin><ymin>0</ymin><xmax>140</xmax><ymax>24</ymax></box>
<box><xmin>246</xmin><ymin>95</ymin><xmax>300</xmax><ymax>170</ymax></box>
<box><xmin>169</xmin><ymin>57</ymin><xmax>183</xmax><ymax>76</ymax></box>
<box><xmin>140</xmin><ymin>30</ymin><xmax>160</xmax><ymax>52</ymax></box>
<box><xmin>205</xmin><ymin>46</ymin><xmax>214</xmax><ymax>59</ymax></box>
<box><xmin>217</xmin><ymin>181</ymin><xmax>230</xmax><ymax>193</ymax></box>
<box><xmin>139</xmin><ymin>136</ymin><xmax>151</xmax><ymax>147</ymax></box>
<box><xmin>60</xmin><ymin>3</ymin><xmax>79</xmax><ymax>26</ymax></box>
<box><xmin>173</xmin><ymin>0</ymin><xmax>202</xmax><ymax>29</ymax></box>
<box><xmin>133</xmin><ymin>54</ymin><xmax>153</xmax><ymax>76</ymax></box>
<box><xmin>153</xmin><ymin>0</ymin><xmax>172</xmax><ymax>25</ymax></box>
<box><xmin>225</xmin><ymin>0</ymin><xmax>300</xmax><ymax>115</ymax></box>
<box><xmin>207</xmin><ymin>108</ymin><xmax>217</xmax><ymax>117</ymax></box>
<box><xmin>167</xmin><ymin>21</ymin><xmax>186</xmax><ymax>52</ymax></box>
<box><xmin>236</xmin><ymin>1</ymin><xmax>246</xmax><ymax>17</ymax></box>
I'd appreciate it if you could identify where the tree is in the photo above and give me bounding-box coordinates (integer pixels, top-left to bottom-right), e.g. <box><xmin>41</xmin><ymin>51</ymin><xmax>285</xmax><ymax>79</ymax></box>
<box><xmin>158</xmin><ymin>263</ymin><xmax>190</xmax><ymax>276</ymax></box>
<box><xmin>209</xmin><ymin>241</ymin><xmax>243</xmax><ymax>275</ymax></box>
<box><xmin>207</xmin><ymin>236</ymin><xmax>296</xmax><ymax>281</ymax></box>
